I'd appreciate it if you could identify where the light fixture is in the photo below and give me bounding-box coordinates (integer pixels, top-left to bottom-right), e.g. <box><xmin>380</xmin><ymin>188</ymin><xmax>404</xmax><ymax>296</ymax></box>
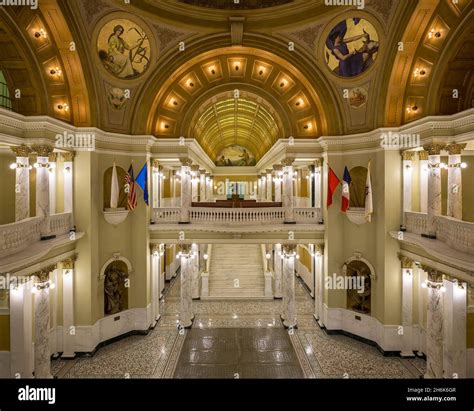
<box><xmin>208</xmin><ymin>65</ymin><xmax>216</xmax><ymax>75</ymax></box>
<box><xmin>280</xmin><ymin>78</ymin><xmax>288</xmax><ymax>88</ymax></box>
<box><xmin>49</xmin><ymin>67</ymin><xmax>62</xmax><ymax>77</ymax></box>
<box><xmin>63</xmin><ymin>166</ymin><xmax>71</xmax><ymax>174</ymax></box>
<box><xmin>258</xmin><ymin>66</ymin><xmax>265</xmax><ymax>76</ymax></box>
<box><xmin>49</xmin><ymin>283</ymin><xmax>56</xmax><ymax>290</ymax></box>
<box><xmin>428</xmin><ymin>29</ymin><xmax>441</xmax><ymax>39</ymax></box>
<box><xmin>186</xmin><ymin>78</ymin><xmax>194</xmax><ymax>88</ymax></box>
<box><xmin>421</xmin><ymin>282</ymin><xmax>428</xmax><ymax>289</ymax></box>
<box><xmin>304</xmin><ymin>123</ymin><xmax>312</xmax><ymax>130</ymax></box>
<box><xmin>203</xmin><ymin>254</ymin><xmax>209</xmax><ymax>260</ymax></box>
<box><xmin>161</xmin><ymin>122</ymin><xmax>170</xmax><ymax>130</ymax></box>
<box><xmin>440</xmin><ymin>285</ymin><xmax>446</xmax><ymax>293</ymax></box>
<box><xmin>9</xmin><ymin>163</ymin><xmax>17</xmax><ymax>170</ymax></box>
<box><xmin>234</xmin><ymin>61</ymin><xmax>241</xmax><ymax>71</ymax></box>
<box><xmin>461</xmin><ymin>162</ymin><xmax>467</xmax><ymax>169</ymax></box>
<box><xmin>265</xmin><ymin>253</ymin><xmax>271</xmax><ymax>259</ymax></box>
<box><xmin>295</xmin><ymin>98</ymin><xmax>304</xmax><ymax>107</ymax></box>
<box><xmin>31</xmin><ymin>285</ymin><xmax>38</xmax><ymax>294</ymax></box>
<box><xmin>34</xmin><ymin>28</ymin><xmax>46</xmax><ymax>39</ymax></box>
<box><xmin>440</xmin><ymin>162</ymin><xmax>447</xmax><ymax>169</ymax></box>
<box><xmin>57</xmin><ymin>103</ymin><xmax>69</xmax><ymax>112</ymax></box>
<box><xmin>406</xmin><ymin>105</ymin><xmax>418</xmax><ymax>114</ymax></box>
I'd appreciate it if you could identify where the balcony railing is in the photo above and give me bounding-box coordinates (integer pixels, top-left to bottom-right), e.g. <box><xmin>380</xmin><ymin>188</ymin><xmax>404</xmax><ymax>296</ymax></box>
<box><xmin>0</xmin><ymin>213</ymin><xmax>73</xmax><ymax>258</ymax></box>
<box><xmin>152</xmin><ymin>207</ymin><xmax>321</xmax><ymax>226</ymax></box>
<box><xmin>405</xmin><ymin>212</ymin><xmax>474</xmax><ymax>255</ymax></box>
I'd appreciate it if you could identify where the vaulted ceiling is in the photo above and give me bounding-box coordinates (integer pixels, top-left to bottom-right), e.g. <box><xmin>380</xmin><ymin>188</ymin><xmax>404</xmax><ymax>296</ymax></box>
<box><xmin>0</xmin><ymin>0</ymin><xmax>472</xmax><ymax>159</ymax></box>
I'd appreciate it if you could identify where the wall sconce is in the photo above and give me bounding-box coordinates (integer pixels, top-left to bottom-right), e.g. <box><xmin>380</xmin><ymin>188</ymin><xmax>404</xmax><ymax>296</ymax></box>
<box><xmin>10</xmin><ymin>163</ymin><xmax>32</xmax><ymax>170</ymax></box>
<box><xmin>34</xmin><ymin>28</ymin><xmax>47</xmax><ymax>39</ymax></box>
<box><xmin>33</xmin><ymin>162</ymin><xmax>52</xmax><ymax>169</ymax></box>
<box><xmin>57</xmin><ymin>103</ymin><xmax>69</xmax><ymax>112</ymax></box>
<box><xmin>460</xmin><ymin>162</ymin><xmax>467</xmax><ymax>169</ymax></box>
<box><xmin>265</xmin><ymin>253</ymin><xmax>271</xmax><ymax>259</ymax></box>
<box><xmin>63</xmin><ymin>166</ymin><xmax>72</xmax><ymax>174</ymax></box>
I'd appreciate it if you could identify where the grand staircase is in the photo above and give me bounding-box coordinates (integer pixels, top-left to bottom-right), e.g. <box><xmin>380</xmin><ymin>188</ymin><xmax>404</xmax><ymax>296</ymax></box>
<box><xmin>207</xmin><ymin>244</ymin><xmax>267</xmax><ymax>299</ymax></box>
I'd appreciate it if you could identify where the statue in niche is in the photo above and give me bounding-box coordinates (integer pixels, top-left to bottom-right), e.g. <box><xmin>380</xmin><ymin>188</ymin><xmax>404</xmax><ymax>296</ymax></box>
<box><xmin>104</xmin><ymin>263</ymin><xmax>128</xmax><ymax>315</ymax></box>
<box><xmin>346</xmin><ymin>260</ymin><xmax>372</xmax><ymax>314</ymax></box>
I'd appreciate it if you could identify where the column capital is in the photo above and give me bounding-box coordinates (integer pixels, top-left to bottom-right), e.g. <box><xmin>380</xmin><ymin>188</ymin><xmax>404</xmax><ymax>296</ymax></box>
<box><xmin>191</xmin><ymin>164</ymin><xmax>200</xmax><ymax>172</ymax></box>
<box><xmin>180</xmin><ymin>157</ymin><xmax>192</xmax><ymax>167</ymax></box>
<box><xmin>418</xmin><ymin>151</ymin><xmax>429</xmax><ymax>161</ymax></box>
<box><xmin>62</xmin><ymin>151</ymin><xmax>76</xmax><ymax>162</ymax></box>
<box><xmin>178</xmin><ymin>243</ymin><xmax>192</xmax><ymax>255</ymax></box>
<box><xmin>205</xmin><ymin>172</ymin><xmax>211</xmax><ymax>178</ymax></box>
<box><xmin>10</xmin><ymin>144</ymin><xmax>31</xmax><ymax>157</ymax></box>
<box><xmin>62</xmin><ymin>256</ymin><xmax>77</xmax><ymax>270</ymax></box>
<box><xmin>315</xmin><ymin>244</ymin><xmax>325</xmax><ymax>255</ymax></box>
<box><xmin>266</xmin><ymin>169</ymin><xmax>273</xmax><ymax>175</ymax></box>
<box><xmin>314</xmin><ymin>158</ymin><xmax>323</xmax><ymax>167</ymax></box>
<box><xmin>421</xmin><ymin>265</ymin><xmax>443</xmax><ymax>283</ymax></box>
<box><xmin>282</xmin><ymin>244</ymin><xmax>297</xmax><ymax>257</ymax></box>
<box><xmin>281</xmin><ymin>157</ymin><xmax>295</xmax><ymax>167</ymax></box>
<box><xmin>401</xmin><ymin>151</ymin><xmax>416</xmax><ymax>161</ymax></box>
<box><xmin>31</xmin><ymin>264</ymin><xmax>57</xmax><ymax>286</ymax></box>
<box><xmin>32</xmin><ymin>144</ymin><xmax>54</xmax><ymax>157</ymax></box>
<box><xmin>273</xmin><ymin>165</ymin><xmax>283</xmax><ymax>172</ymax></box>
<box><xmin>422</xmin><ymin>144</ymin><xmax>446</xmax><ymax>156</ymax></box>
<box><xmin>446</xmin><ymin>143</ymin><xmax>467</xmax><ymax>156</ymax></box>
<box><xmin>152</xmin><ymin>159</ymin><xmax>160</xmax><ymax>168</ymax></box>
<box><xmin>48</xmin><ymin>152</ymin><xmax>58</xmax><ymax>162</ymax></box>
<box><xmin>398</xmin><ymin>253</ymin><xmax>414</xmax><ymax>268</ymax></box>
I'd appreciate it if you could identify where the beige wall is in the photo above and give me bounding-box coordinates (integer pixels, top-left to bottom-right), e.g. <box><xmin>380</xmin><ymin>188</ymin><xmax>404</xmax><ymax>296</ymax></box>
<box><xmin>0</xmin><ymin>152</ymin><xmax>15</xmax><ymax>224</ymax></box>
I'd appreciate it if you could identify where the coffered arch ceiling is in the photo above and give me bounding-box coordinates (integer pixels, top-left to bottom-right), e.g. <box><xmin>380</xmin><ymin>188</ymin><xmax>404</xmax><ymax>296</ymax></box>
<box><xmin>0</xmin><ymin>1</ymin><xmax>92</xmax><ymax>126</ymax></box>
<box><xmin>384</xmin><ymin>0</ymin><xmax>473</xmax><ymax>126</ymax></box>
<box><xmin>141</xmin><ymin>46</ymin><xmax>331</xmax><ymax>160</ymax></box>
<box><xmin>190</xmin><ymin>91</ymin><xmax>284</xmax><ymax>161</ymax></box>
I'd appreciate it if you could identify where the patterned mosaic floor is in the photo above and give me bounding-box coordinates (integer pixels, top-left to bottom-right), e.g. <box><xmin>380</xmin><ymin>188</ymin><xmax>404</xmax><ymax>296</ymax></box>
<box><xmin>53</xmin><ymin>275</ymin><xmax>425</xmax><ymax>379</ymax></box>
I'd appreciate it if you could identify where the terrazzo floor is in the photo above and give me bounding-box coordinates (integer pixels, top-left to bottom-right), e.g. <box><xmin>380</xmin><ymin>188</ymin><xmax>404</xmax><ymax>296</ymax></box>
<box><xmin>52</xmin><ymin>275</ymin><xmax>425</xmax><ymax>379</ymax></box>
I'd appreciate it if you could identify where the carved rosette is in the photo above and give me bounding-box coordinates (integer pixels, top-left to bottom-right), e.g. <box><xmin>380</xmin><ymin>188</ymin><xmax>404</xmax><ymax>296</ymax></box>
<box><xmin>11</xmin><ymin>145</ymin><xmax>31</xmax><ymax>158</ymax></box>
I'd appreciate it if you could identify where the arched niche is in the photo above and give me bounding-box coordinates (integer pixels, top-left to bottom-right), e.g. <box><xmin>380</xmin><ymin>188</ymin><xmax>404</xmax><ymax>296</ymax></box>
<box><xmin>103</xmin><ymin>166</ymin><xmax>127</xmax><ymax>210</ymax></box>
<box><xmin>349</xmin><ymin>166</ymin><xmax>368</xmax><ymax>208</ymax></box>
<box><xmin>342</xmin><ymin>254</ymin><xmax>375</xmax><ymax>315</ymax></box>
<box><xmin>99</xmin><ymin>254</ymin><xmax>133</xmax><ymax>316</ymax></box>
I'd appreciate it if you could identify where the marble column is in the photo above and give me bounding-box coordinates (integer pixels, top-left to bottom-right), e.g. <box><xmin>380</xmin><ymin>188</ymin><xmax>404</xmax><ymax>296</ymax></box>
<box><xmin>266</xmin><ymin>170</ymin><xmax>273</xmax><ymax>202</ymax></box>
<box><xmin>48</xmin><ymin>153</ymin><xmax>57</xmax><ymax>215</ymax></box>
<box><xmin>62</xmin><ymin>257</ymin><xmax>76</xmax><ymax>358</ymax></box>
<box><xmin>150</xmin><ymin>245</ymin><xmax>162</xmax><ymax>326</ymax></box>
<box><xmin>151</xmin><ymin>160</ymin><xmax>160</xmax><ymax>209</ymax></box>
<box><xmin>423</xmin><ymin>144</ymin><xmax>445</xmax><ymax>239</ymax></box>
<box><xmin>282</xmin><ymin>244</ymin><xmax>297</xmax><ymax>328</ymax></box>
<box><xmin>446</xmin><ymin>144</ymin><xmax>466</xmax><ymax>220</ymax></box>
<box><xmin>33</xmin><ymin>145</ymin><xmax>54</xmax><ymax>238</ymax></box>
<box><xmin>205</xmin><ymin>173</ymin><xmax>211</xmax><ymax>202</ymax></box>
<box><xmin>282</xmin><ymin>158</ymin><xmax>295</xmax><ymax>223</ymax></box>
<box><xmin>179</xmin><ymin>158</ymin><xmax>192</xmax><ymax>223</ymax></box>
<box><xmin>9</xmin><ymin>278</ymin><xmax>34</xmax><ymax>378</ymax></box>
<box><xmin>33</xmin><ymin>266</ymin><xmax>55</xmax><ymax>378</ymax></box>
<box><xmin>443</xmin><ymin>279</ymin><xmax>467</xmax><ymax>378</ymax></box>
<box><xmin>191</xmin><ymin>165</ymin><xmax>200</xmax><ymax>203</ymax></box>
<box><xmin>191</xmin><ymin>243</ymin><xmax>200</xmax><ymax>299</ymax></box>
<box><xmin>423</xmin><ymin>268</ymin><xmax>444</xmax><ymax>379</ymax></box>
<box><xmin>274</xmin><ymin>243</ymin><xmax>283</xmax><ymax>298</ymax></box>
<box><xmin>273</xmin><ymin>165</ymin><xmax>283</xmax><ymax>203</ymax></box>
<box><xmin>418</xmin><ymin>151</ymin><xmax>429</xmax><ymax>214</ymax></box>
<box><xmin>401</xmin><ymin>151</ymin><xmax>415</xmax><ymax>228</ymax></box>
<box><xmin>62</xmin><ymin>152</ymin><xmax>74</xmax><ymax>218</ymax></box>
<box><xmin>11</xmin><ymin>145</ymin><xmax>31</xmax><ymax>221</ymax></box>
<box><xmin>179</xmin><ymin>245</ymin><xmax>194</xmax><ymax>328</ymax></box>
<box><xmin>199</xmin><ymin>171</ymin><xmax>206</xmax><ymax>202</ymax></box>
<box><xmin>314</xmin><ymin>159</ymin><xmax>323</xmax><ymax>209</ymax></box>
<box><xmin>399</xmin><ymin>255</ymin><xmax>415</xmax><ymax>357</ymax></box>
<box><xmin>313</xmin><ymin>244</ymin><xmax>325</xmax><ymax>327</ymax></box>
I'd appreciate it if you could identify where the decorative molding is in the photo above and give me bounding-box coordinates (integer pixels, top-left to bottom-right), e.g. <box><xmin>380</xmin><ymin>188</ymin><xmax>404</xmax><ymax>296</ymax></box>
<box><xmin>284</xmin><ymin>23</ymin><xmax>323</xmax><ymax>51</ymax></box>
<box><xmin>422</xmin><ymin>144</ymin><xmax>446</xmax><ymax>156</ymax></box>
<box><xmin>31</xmin><ymin>144</ymin><xmax>54</xmax><ymax>157</ymax></box>
<box><xmin>99</xmin><ymin>254</ymin><xmax>133</xmax><ymax>280</ymax></box>
<box><xmin>398</xmin><ymin>253</ymin><xmax>414</xmax><ymax>269</ymax></box>
<box><xmin>342</xmin><ymin>253</ymin><xmax>377</xmax><ymax>281</ymax></box>
<box><xmin>62</xmin><ymin>255</ymin><xmax>77</xmax><ymax>270</ymax></box>
<box><xmin>282</xmin><ymin>157</ymin><xmax>295</xmax><ymax>167</ymax></box>
<box><xmin>32</xmin><ymin>264</ymin><xmax>57</xmax><ymax>285</ymax></box>
<box><xmin>180</xmin><ymin>157</ymin><xmax>193</xmax><ymax>167</ymax></box>
<box><xmin>229</xmin><ymin>17</ymin><xmax>245</xmax><ymax>46</ymax></box>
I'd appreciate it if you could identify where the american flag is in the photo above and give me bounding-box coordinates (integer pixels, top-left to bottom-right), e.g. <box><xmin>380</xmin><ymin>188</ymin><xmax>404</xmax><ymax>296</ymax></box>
<box><xmin>125</xmin><ymin>164</ymin><xmax>137</xmax><ymax>211</ymax></box>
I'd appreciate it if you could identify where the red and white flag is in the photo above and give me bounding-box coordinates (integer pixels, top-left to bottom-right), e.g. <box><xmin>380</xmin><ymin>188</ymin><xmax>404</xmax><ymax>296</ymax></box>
<box><xmin>327</xmin><ymin>167</ymin><xmax>341</xmax><ymax>208</ymax></box>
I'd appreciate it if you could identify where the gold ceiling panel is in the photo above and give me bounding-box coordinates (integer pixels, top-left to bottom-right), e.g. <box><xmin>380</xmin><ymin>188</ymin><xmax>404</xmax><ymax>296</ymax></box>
<box><xmin>192</xmin><ymin>98</ymin><xmax>280</xmax><ymax>161</ymax></box>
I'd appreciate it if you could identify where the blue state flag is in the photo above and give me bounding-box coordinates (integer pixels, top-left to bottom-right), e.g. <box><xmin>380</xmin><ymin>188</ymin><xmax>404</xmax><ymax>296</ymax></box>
<box><xmin>135</xmin><ymin>163</ymin><xmax>149</xmax><ymax>206</ymax></box>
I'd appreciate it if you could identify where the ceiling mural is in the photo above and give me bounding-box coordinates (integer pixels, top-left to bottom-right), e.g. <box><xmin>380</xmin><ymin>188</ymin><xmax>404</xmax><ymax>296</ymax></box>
<box><xmin>325</xmin><ymin>18</ymin><xmax>379</xmax><ymax>78</ymax></box>
<box><xmin>97</xmin><ymin>19</ymin><xmax>151</xmax><ymax>79</ymax></box>
<box><xmin>216</xmin><ymin>145</ymin><xmax>256</xmax><ymax>167</ymax></box>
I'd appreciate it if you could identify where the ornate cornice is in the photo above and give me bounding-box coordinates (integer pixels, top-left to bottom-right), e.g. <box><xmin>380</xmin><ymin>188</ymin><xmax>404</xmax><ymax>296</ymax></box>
<box><xmin>32</xmin><ymin>144</ymin><xmax>54</xmax><ymax>157</ymax></box>
<box><xmin>10</xmin><ymin>144</ymin><xmax>31</xmax><ymax>157</ymax></box>
<box><xmin>401</xmin><ymin>151</ymin><xmax>416</xmax><ymax>161</ymax></box>
<box><xmin>446</xmin><ymin>143</ymin><xmax>467</xmax><ymax>156</ymax></box>
<box><xmin>422</xmin><ymin>144</ymin><xmax>446</xmax><ymax>156</ymax></box>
